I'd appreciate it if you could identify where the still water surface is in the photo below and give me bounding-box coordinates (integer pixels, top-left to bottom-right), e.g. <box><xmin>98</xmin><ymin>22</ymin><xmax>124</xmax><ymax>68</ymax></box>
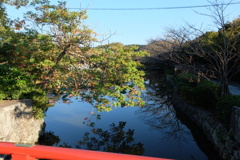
<box><xmin>41</xmin><ymin>85</ymin><xmax>210</xmax><ymax>160</ymax></box>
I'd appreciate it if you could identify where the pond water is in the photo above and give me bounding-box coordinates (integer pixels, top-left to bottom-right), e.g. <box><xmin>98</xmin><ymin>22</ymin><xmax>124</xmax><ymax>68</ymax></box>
<box><xmin>39</xmin><ymin>83</ymin><xmax>218</xmax><ymax>160</ymax></box>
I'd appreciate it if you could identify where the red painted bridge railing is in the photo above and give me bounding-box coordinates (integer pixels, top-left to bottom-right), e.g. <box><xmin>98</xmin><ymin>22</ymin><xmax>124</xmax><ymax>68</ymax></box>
<box><xmin>0</xmin><ymin>142</ymin><xmax>174</xmax><ymax>160</ymax></box>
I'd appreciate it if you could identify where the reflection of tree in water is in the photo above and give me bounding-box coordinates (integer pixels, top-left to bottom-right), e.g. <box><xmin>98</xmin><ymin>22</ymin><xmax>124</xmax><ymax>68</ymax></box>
<box><xmin>38</xmin><ymin>122</ymin><xmax>144</xmax><ymax>155</ymax></box>
<box><xmin>38</xmin><ymin>131</ymin><xmax>60</xmax><ymax>146</ymax></box>
<box><xmin>138</xmin><ymin>80</ymin><xmax>191</xmax><ymax>142</ymax></box>
<box><xmin>38</xmin><ymin>131</ymin><xmax>73</xmax><ymax>149</ymax></box>
<box><xmin>76</xmin><ymin>121</ymin><xmax>144</xmax><ymax>155</ymax></box>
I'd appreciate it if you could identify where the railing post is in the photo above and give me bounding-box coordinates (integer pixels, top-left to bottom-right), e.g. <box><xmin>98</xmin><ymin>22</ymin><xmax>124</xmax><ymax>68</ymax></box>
<box><xmin>12</xmin><ymin>154</ymin><xmax>36</xmax><ymax>160</ymax></box>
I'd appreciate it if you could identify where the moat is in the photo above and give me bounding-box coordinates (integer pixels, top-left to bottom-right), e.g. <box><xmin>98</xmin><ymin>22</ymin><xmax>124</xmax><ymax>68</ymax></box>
<box><xmin>39</xmin><ymin>80</ymin><xmax>220</xmax><ymax>160</ymax></box>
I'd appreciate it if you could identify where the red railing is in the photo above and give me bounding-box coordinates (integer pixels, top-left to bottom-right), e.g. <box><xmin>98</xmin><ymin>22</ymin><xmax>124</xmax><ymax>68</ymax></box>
<box><xmin>0</xmin><ymin>142</ymin><xmax>173</xmax><ymax>160</ymax></box>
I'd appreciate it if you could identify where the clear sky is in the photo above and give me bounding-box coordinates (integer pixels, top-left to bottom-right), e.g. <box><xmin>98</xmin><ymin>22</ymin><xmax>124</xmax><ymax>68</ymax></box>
<box><xmin>6</xmin><ymin>0</ymin><xmax>240</xmax><ymax>45</ymax></box>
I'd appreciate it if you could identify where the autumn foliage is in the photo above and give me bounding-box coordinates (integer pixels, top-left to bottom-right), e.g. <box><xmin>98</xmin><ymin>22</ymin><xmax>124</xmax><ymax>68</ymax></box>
<box><xmin>0</xmin><ymin>1</ymin><xmax>149</xmax><ymax>114</ymax></box>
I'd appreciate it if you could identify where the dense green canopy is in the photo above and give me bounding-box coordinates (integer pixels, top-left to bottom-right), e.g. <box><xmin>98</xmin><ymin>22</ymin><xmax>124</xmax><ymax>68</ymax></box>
<box><xmin>0</xmin><ymin>0</ymin><xmax>149</xmax><ymax>116</ymax></box>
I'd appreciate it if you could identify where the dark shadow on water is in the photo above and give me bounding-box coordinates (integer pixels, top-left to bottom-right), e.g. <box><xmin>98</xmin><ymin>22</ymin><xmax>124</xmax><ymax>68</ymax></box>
<box><xmin>143</xmin><ymin>71</ymin><xmax>223</xmax><ymax>160</ymax></box>
<box><xmin>38</xmin><ymin>131</ymin><xmax>60</xmax><ymax>146</ymax></box>
<box><xmin>173</xmin><ymin>107</ymin><xmax>224</xmax><ymax>160</ymax></box>
<box><xmin>76</xmin><ymin>121</ymin><xmax>144</xmax><ymax>155</ymax></box>
<box><xmin>38</xmin><ymin>121</ymin><xmax>145</xmax><ymax>156</ymax></box>
<box><xmin>137</xmin><ymin>82</ymin><xmax>192</xmax><ymax>143</ymax></box>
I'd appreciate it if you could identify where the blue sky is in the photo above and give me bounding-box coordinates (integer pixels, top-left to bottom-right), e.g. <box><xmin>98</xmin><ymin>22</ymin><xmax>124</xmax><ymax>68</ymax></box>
<box><xmin>6</xmin><ymin>0</ymin><xmax>240</xmax><ymax>45</ymax></box>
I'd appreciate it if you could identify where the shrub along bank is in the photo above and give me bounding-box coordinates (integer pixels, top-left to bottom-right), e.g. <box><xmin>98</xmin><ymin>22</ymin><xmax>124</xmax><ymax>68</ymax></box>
<box><xmin>175</xmin><ymin>73</ymin><xmax>240</xmax><ymax>129</ymax></box>
<box><xmin>175</xmin><ymin>73</ymin><xmax>219</xmax><ymax>109</ymax></box>
<box><xmin>0</xmin><ymin>65</ymin><xmax>49</xmax><ymax>119</ymax></box>
<box><xmin>170</xmin><ymin>72</ymin><xmax>240</xmax><ymax>160</ymax></box>
<box><xmin>217</xmin><ymin>95</ymin><xmax>240</xmax><ymax>128</ymax></box>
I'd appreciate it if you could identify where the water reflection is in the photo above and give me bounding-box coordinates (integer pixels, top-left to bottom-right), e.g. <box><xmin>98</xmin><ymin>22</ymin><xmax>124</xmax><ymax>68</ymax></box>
<box><xmin>38</xmin><ymin>131</ymin><xmax>60</xmax><ymax>146</ymax></box>
<box><xmin>138</xmin><ymin>83</ymin><xmax>191</xmax><ymax>142</ymax></box>
<box><xmin>76</xmin><ymin>121</ymin><xmax>144</xmax><ymax>155</ymax></box>
<box><xmin>141</xmin><ymin>74</ymin><xmax>221</xmax><ymax>160</ymax></box>
<box><xmin>39</xmin><ymin>121</ymin><xmax>144</xmax><ymax>155</ymax></box>
<box><xmin>40</xmin><ymin>76</ymin><xmax>210</xmax><ymax>160</ymax></box>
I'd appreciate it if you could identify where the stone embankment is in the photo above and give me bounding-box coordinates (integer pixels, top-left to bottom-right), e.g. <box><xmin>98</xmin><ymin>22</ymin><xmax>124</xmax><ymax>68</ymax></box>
<box><xmin>0</xmin><ymin>100</ymin><xmax>44</xmax><ymax>144</ymax></box>
<box><xmin>169</xmin><ymin>80</ymin><xmax>240</xmax><ymax>160</ymax></box>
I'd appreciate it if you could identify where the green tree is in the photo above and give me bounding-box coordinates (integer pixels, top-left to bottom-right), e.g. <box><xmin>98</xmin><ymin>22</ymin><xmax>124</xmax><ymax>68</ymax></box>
<box><xmin>81</xmin><ymin>43</ymin><xmax>148</xmax><ymax>111</ymax></box>
<box><xmin>0</xmin><ymin>2</ymin><xmax>10</xmax><ymax>35</ymax></box>
<box><xmin>22</xmin><ymin>1</ymin><xmax>96</xmax><ymax>89</ymax></box>
<box><xmin>0</xmin><ymin>0</ymin><xmax>149</xmax><ymax>112</ymax></box>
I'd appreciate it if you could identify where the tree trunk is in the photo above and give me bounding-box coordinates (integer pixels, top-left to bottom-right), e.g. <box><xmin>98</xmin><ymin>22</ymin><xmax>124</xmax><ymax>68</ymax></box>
<box><xmin>219</xmin><ymin>72</ymin><xmax>230</xmax><ymax>96</ymax></box>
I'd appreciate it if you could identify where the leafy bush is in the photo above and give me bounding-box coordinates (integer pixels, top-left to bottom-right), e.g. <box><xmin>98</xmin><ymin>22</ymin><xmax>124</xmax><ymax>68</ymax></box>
<box><xmin>217</xmin><ymin>95</ymin><xmax>240</xmax><ymax>127</ymax></box>
<box><xmin>176</xmin><ymin>73</ymin><xmax>220</xmax><ymax>109</ymax></box>
<box><xmin>192</xmin><ymin>80</ymin><xmax>220</xmax><ymax>109</ymax></box>
<box><xmin>164</xmin><ymin>67</ymin><xmax>175</xmax><ymax>75</ymax></box>
<box><xmin>176</xmin><ymin>73</ymin><xmax>196</xmax><ymax>99</ymax></box>
<box><xmin>30</xmin><ymin>89</ymin><xmax>49</xmax><ymax>119</ymax></box>
<box><xmin>175</xmin><ymin>73</ymin><xmax>198</xmax><ymax>86</ymax></box>
<box><xmin>0</xmin><ymin>65</ymin><xmax>33</xmax><ymax>100</ymax></box>
<box><xmin>177</xmin><ymin>84</ymin><xmax>194</xmax><ymax>100</ymax></box>
<box><xmin>0</xmin><ymin>64</ymin><xmax>48</xmax><ymax>119</ymax></box>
